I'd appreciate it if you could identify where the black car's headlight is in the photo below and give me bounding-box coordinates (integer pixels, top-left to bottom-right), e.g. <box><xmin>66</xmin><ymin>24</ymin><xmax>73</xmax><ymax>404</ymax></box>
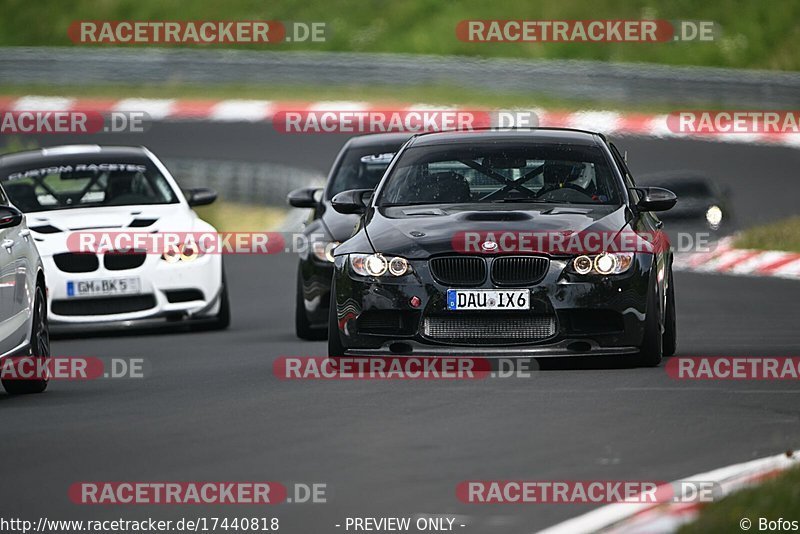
<box><xmin>349</xmin><ymin>253</ymin><xmax>412</xmax><ymax>277</ymax></box>
<box><xmin>311</xmin><ymin>241</ymin><xmax>339</xmax><ymax>263</ymax></box>
<box><xmin>705</xmin><ymin>205</ymin><xmax>723</xmax><ymax>229</ymax></box>
<box><xmin>571</xmin><ymin>252</ymin><xmax>634</xmax><ymax>275</ymax></box>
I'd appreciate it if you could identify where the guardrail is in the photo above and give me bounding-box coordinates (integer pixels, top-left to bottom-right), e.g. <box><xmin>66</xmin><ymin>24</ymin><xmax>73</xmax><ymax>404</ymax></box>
<box><xmin>164</xmin><ymin>158</ymin><xmax>323</xmax><ymax>206</ymax></box>
<box><xmin>2</xmin><ymin>47</ymin><xmax>800</xmax><ymax>107</ymax></box>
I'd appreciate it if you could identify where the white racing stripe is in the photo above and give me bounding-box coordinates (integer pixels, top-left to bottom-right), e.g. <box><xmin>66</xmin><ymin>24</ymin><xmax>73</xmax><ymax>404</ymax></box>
<box><xmin>306</xmin><ymin>100</ymin><xmax>371</xmax><ymax>112</ymax></box>
<box><xmin>11</xmin><ymin>95</ymin><xmax>76</xmax><ymax>111</ymax></box>
<box><xmin>113</xmin><ymin>98</ymin><xmax>175</xmax><ymax>120</ymax></box>
<box><xmin>210</xmin><ymin>100</ymin><xmax>275</xmax><ymax>122</ymax></box>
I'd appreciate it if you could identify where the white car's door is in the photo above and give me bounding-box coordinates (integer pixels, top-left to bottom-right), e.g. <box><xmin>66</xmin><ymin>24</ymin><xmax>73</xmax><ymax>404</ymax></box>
<box><xmin>0</xmin><ymin>205</ymin><xmax>32</xmax><ymax>356</ymax></box>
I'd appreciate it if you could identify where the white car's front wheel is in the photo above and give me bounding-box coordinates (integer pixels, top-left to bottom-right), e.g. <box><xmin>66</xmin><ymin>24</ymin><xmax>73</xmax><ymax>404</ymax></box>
<box><xmin>3</xmin><ymin>284</ymin><xmax>50</xmax><ymax>395</ymax></box>
<box><xmin>207</xmin><ymin>266</ymin><xmax>231</xmax><ymax>330</ymax></box>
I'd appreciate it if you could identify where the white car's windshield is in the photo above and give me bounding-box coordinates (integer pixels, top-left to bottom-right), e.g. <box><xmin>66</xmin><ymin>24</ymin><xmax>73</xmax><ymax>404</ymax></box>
<box><xmin>0</xmin><ymin>158</ymin><xmax>179</xmax><ymax>212</ymax></box>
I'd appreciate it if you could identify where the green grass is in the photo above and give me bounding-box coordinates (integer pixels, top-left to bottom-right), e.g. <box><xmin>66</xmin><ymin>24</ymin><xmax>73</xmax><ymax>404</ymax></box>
<box><xmin>679</xmin><ymin>465</ymin><xmax>800</xmax><ymax>534</ymax></box>
<box><xmin>0</xmin><ymin>82</ymin><xmax>717</xmax><ymax>113</ymax></box>
<box><xmin>733</xmin><ymin>216</ymin><xmax>800</xmax><ymax>254</ymax></box>
<box><xmin>1</xmin><ymin>0</ymin><xmax>799</xmax><ymax>70</ymax></box>
<box><xmin>0</xmin><ymin>0</ymin><xmax>800</xmax><ymax>70</ymax></box>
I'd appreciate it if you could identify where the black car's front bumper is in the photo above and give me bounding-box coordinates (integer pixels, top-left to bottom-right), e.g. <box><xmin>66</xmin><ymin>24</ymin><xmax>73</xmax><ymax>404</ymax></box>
<box><xmin>332</xmin><ymin>254</ymin><xmax>656</xmax><ymax>358</ymax></box>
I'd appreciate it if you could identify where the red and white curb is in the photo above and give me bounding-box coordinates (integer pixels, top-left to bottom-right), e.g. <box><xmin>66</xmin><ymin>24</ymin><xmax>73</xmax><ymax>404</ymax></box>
<box><xmin>674</xmin><ymin>237</ymin><xmax>800</xmax><ymax>280</ymax></box>
<box><xmin>1</xmin><ymin>95</ymin><xmax>800</xmax><ymax>150</ymax></box>
<box><xmin>537</xmin><ymin>450</ymin><xmax>799</xmax><ymax>534</ymax></box>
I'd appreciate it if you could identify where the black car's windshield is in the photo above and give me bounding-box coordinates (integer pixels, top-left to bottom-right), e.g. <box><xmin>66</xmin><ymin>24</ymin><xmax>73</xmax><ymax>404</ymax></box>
<box><xmin>377</xmin><ymin>143</ymin><xmax>622</xmax><ymax>206</ymax></box>
<box><xmin>326</xmin><ymin>147</ymin><xmax>398</xmax><ymax>199</ymax></box>
<box><xmin>0</xmin><ymin>157</ymin><xmax>179</xmax><ymax>212</ymax></box>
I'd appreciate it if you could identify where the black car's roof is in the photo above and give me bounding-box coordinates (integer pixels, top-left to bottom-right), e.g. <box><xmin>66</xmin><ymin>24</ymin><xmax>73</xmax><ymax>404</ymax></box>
<box><xmin>0</xmin><ymin>145</ymin><xmax>150</xmax><ymax>166</ymax></box>
<box><xmin>345</xmin><ymin>133</ymin><xmax>413</xmax><ymax>148</ymax></box>
<box><xmin>406</xmin><ymin>128</ymin><xmax>605</xmax><ymax>147</ymax></box>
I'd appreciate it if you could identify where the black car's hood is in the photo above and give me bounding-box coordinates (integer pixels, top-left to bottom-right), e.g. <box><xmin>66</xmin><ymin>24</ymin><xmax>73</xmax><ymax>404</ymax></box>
<box><xmin>363</xmin><ymin>203</ymin><xmax>629</xmax><ymax>258</ymax></box>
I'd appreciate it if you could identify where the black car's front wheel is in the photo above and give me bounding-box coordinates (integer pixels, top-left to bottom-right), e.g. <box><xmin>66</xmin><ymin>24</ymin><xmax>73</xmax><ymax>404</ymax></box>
<box><xmin>296</xmin><ymin>264</ymin><xmax>327</xmax><ymax>341</ymax></box>
<box><xmin>2</xmin><ymin>283</ymin><xmax>50</xmax><ymax>395</ymax></box>
<box><xmin>632</xmin><ymin>278</ymin><xmax>663</xmax><ymax>368</ymax></box>
<box><xmin>327</xmin><ymin>279</ymin><xmax>345</xmax><ymax>357</ymax></box>
<box><xmin>662</xmin><ymin>268</ymin><xmax>677</xmax><ymax>357</ymax></box>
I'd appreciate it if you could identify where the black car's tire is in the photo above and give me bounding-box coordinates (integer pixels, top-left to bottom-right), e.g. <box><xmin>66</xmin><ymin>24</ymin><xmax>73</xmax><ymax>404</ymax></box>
<box><xmin>633</xmin><ymin>279</ymin><xmax>663</xmax><ymax>368</ymax></box>
<box><xmin>2</xmin><ymin>284</ymin><xmax>49</xmax><ymax>395</ymax></box>
<box><xmin>663</xmin><ymin>268</ymin><xmax>677</xmax><ymax>357</ymax></box>
<box><xmin>327</xmin><ymin>280</ymin><xmax>345</xmax><ymax>358</ymax></box>
<box><xmin>295</xmin><ymin>265</ymin><xmax>327</xmax><ymax>341</ymax></box>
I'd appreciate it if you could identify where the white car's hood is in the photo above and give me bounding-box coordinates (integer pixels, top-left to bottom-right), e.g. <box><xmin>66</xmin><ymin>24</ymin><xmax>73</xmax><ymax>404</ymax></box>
<box><xmin>25</xmin><ymin>204</ymin><xmax>208</xmax><ymax>256</ymax></box>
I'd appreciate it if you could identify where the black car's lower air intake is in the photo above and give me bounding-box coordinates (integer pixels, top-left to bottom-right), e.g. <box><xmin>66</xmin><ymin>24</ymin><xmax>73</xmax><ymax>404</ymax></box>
<box><xmin>423</xmin><ymin>313</ymin><xmax>556</xmax><ymax>343</ymax></box>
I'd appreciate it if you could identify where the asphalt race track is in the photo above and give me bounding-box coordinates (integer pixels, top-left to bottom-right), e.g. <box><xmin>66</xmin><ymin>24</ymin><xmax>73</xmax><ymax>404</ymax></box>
<box><xmin>1</xmin><ymin>123</ymin><xmax>799</xmax><ymax>533</ymax></box>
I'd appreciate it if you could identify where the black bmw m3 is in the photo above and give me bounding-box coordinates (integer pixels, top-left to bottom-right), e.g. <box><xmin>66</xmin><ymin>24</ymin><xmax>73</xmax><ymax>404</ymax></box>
<box><xmin>328</xmin><ymin>129</ymin><xmax>678</xmax><ymax>367</ymax></box>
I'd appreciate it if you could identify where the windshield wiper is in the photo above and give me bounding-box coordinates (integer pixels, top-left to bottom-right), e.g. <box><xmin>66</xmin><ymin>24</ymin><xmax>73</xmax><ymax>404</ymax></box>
<box><xmin>380</xmin><ymin>201</ymin><xmax>449</xmax><ymax>207</ymax></box>
<box><xmin>488</xmin><ymin>198</ymin><xmax>556</xmax><ymax>203</ymax></box>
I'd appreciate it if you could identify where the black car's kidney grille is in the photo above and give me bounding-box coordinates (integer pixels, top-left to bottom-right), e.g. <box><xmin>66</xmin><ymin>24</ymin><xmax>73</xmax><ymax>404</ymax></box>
<box><xmin>491</xmin><ymin>256</ymin><xmax>549</xmax><ymax>285</ymax></box>
<box><xmin>53</xmin><ymin>253</ymin><xmax>99</xmax><ymax>273</ymax></box>
<box><xmin>423</xmin><ymin>313</ymin><xmax>556</xmax><ymax>343</ymax></box>
<box><xmin>429</xmin><ymin>257</ymin><xmax>486</xmax><ymax>286</ymax></box>
<box><xmin>104</xmin><ymin>251</ymin><xmax>147</xmax><ymax>271</ymax></box>
<box><xmin>51</xmin><ymin>295</ymin><xmax>156</xmax><ymax>316</ymax></box>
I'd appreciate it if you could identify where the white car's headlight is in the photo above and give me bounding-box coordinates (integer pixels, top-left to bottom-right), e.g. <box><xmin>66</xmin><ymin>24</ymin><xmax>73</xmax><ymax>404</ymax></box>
<box><xmin>350</xmin><ymin>253</ymin><xmax>412</xmax><ymax>277</ymax></box>
<box><xmin>572</xmin><ymin>252</ymin><xmax>634</xmax><ymax>275</ymax></box>
<box><xmin>162</xmin><ymin>244</ymin><xmax>201</xmax><ymax>263</ymax></box>
<box><xmin>312</xmin><ymin>241</ymin><xmax>339</xmax><ymax>263</ymax></box>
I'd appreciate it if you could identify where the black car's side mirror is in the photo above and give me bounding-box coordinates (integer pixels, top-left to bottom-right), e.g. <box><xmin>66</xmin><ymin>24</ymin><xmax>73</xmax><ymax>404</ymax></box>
<box><xmin>0</xmin><ymin>205</ymin><xmax>24</xmax><ymax>229</ymax></box>
<box><xmin>632</xmin><ymin>187</ymin><xmax>677</xmax><ymax>212</ymax></box>
<box><xmin>331</xmin><ymin>189</ymin><xmax>373</xmax><ymax>215</ymax></box>
<box><xmin>287</xmin><ymin>187</ymin><xmax>322</xmax><ymax>208</ymax></box>
<box><xmin>186</xmin><ymin>187</ymin><xmax>218</xmax><ymax>207</ymax></box>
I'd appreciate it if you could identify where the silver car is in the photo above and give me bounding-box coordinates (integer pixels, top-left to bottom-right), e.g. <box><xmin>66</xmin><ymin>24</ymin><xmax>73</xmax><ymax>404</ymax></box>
<box><xmin>0</xmin><ymin>183</ymin><xmax>49</xmax><ymax>394</ymax></box>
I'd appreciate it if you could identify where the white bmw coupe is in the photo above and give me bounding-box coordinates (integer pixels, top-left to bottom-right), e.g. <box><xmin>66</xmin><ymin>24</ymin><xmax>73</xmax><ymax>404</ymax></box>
<box><xmin>0</xmin><ymin>145</ymin><xmax>229</xmax><ymax>332</ymax></box>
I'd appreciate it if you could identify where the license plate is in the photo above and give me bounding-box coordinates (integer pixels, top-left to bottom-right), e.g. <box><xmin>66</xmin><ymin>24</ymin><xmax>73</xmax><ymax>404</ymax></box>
<box><xmin>67</xmin><ymin>277</ymin><xmax>141</xmax><ymax>298</ymax></box>
<box><xmin>447</xmin><ymin>289</ymin><xmax>530</xmax><ymax>311</ymax></box>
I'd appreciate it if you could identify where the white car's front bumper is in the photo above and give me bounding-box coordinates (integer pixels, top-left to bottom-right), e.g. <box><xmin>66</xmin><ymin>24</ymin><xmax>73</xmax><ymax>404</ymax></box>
<box><xmin>43</xmin><ymin>251</ymin><xmax>224</xmax><ymax>331</ymax></box>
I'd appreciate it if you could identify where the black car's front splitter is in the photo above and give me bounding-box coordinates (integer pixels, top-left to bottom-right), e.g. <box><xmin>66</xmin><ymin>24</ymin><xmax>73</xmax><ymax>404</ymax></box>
<box><xmin>343</xmin><ymin>339</ymin><xmax>639</xmax><ymax>359</ymax></box>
